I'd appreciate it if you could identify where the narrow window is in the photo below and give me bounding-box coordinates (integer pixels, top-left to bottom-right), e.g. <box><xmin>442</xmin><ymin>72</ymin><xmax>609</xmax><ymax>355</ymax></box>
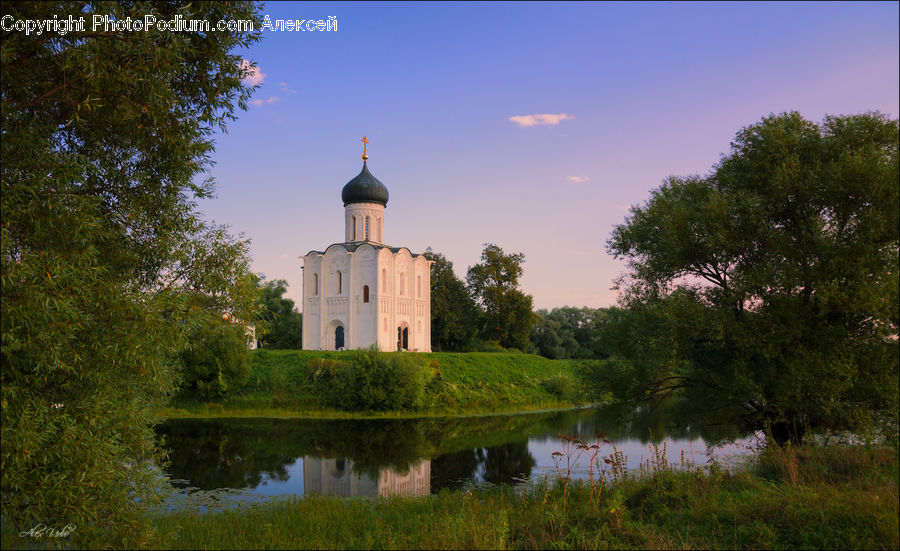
<box><xmin>382</xmin><ymin>268</ymin><xmax>387</xmax><ymax>292</ymax></box>
<box><xmin>417</xmin><ymin>276</ymin><xmax>422</xmax><ymax>297</ymax></box>
<box><xmin>383</xmin><ymin>317</ymin><xmax>387</xmax><ymax>331</ymax></box>
<box><xmin>352</xmin><ymin>216</ymin><xmax>357</xmax><ymax>240</ymax></box>
<box><xmin>365</xmin><ymin>216</ymin><xmax>370</xmax><ymax>240</ymax></box>
<box><xmin>378</xmin><ymin>218</ymin><xmax>383</xmax><ymax>242</ymax></box>
<box><xmin>400</xmin><ymin>273</ymin><xmax>406</xmax><ymax>296</ymax></box>
<box><xmin>363</xmin><ymin>285</ymin><xmax>369</xmax><ymax>303</ymax></box>
<box><xmin>314</xmin><ymin>273</ymin><xmax>319</xmax><ymax>295</ymax></box>
<box><xmin>337</xmin><ymin>271</ymin><xmax>342</xmax><ymax>294</ymax></box>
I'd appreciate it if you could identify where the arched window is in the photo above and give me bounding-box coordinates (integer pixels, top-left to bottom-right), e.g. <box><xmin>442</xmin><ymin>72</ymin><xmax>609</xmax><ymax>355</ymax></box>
<box><xmin>363</xmin><ymin>285</ymin><xmax>369</xmax><ymax>303</ymax></box>
<box><xmin>382</xmin><ymin>268</ymin><xmax>387</xmax><ymax>292</ymax></box>
<box><xmin>400</xmin><ymin>273</ymin><xmax>406</xmax><ymax>296</ymax></box>
<box><xmin>314</xmin><ymin>273</ymin><xmax>318</xmax><ymax>295</ymax></box>
<box><xmin>337</xmin><ymin>271</ymin><xmax>342</xmax><ymax>294</ymax></box>
<box><xmin>365</xmin><ymin>216</ymin><xmax>370</xmax><ymax>240</ymax></box>
<box><xmin>352</xmin><ymin>216</ymin><xmax>357</xmax><ymax>240</ymax></box>
<box><xmin>417</xmin><ymin>275</ymin><xmax>422</xmax><ymax>297</ymax></box>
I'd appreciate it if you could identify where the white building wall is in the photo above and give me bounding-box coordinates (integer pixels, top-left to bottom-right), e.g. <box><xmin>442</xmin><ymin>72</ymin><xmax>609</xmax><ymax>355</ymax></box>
<box><xmin>304</xmin><ymin>246</ymin><xmax>431</xmax><ymax>352</ymax></box>
<box><xmin>350</xmin><ymin>245</ymin><xmax>379</xmax><ymax>348</ymax></box>
<box><xmin>302</xmin><ymin>255</ymin><xmax>323</xmax><ymax>350</ymax></box>
<box><xmin>376</xmin><ymin>249</ymin><xmax>393</xmax><ymax>351</ymax></box>
<box><xmin>344</xmin><ymin>202</ymin><xmax>386</xmax><ymax>244</ymax></box>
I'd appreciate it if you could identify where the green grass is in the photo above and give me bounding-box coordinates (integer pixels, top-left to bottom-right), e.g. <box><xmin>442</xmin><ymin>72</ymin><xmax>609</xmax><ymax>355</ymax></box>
<box><xmin>137</xmin><ymin>444</ymin><xmax>893</xmax><ymax>550</ymax></box>
<box><xmin>160</xmin><ymin>349</ymin><xmax>586</xmax><ymax>419</ymax></box>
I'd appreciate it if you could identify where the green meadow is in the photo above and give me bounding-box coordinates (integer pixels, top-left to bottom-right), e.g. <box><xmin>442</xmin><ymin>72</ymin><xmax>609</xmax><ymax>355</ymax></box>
<box><xmin>160</xmin><ymin>349</ymin><xmax>587</xmax><ymax>419</ymax></box>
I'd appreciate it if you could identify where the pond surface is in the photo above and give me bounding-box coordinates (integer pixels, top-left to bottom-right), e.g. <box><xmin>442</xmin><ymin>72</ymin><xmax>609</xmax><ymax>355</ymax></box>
<box><xmin>156</xmin><ymin>402</ymin><xmax>760</xmax><ymax>506</ymax></box>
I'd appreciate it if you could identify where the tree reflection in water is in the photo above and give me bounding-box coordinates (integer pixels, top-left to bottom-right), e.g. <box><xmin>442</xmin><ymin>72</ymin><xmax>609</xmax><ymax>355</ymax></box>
<box><xmin>156</xmin><ymin>401</ymin><xmax>748</xmax><ymax>497</ymax></box>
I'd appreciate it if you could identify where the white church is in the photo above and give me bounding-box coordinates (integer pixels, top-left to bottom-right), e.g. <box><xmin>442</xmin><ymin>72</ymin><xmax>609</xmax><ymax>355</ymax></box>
<box><xmin>301</xmin><ymin>139</ymin><xmax>432</xmax><ymax>352</ymax></box>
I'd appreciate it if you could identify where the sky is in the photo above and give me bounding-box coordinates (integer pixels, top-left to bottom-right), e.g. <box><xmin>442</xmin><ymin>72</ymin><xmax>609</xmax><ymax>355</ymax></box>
<box><xmin>199</xmin><ymin>1</ymin><xmax>900</xmax><ymax>311</ymax></box>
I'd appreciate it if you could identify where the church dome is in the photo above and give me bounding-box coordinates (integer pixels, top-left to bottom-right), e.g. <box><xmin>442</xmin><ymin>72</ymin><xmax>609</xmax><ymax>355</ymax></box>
<box><xmin>341</xmin><ymin>161</ymin><xmax>389</xmax><ymax>206</ymax></box>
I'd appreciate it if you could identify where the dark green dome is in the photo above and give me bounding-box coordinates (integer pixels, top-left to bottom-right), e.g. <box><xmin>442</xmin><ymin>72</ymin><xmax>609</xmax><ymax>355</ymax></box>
<box><xmin>341</xmin><ymin>161</ymin><xmax>389</xmax><ymax>206</ymax></box>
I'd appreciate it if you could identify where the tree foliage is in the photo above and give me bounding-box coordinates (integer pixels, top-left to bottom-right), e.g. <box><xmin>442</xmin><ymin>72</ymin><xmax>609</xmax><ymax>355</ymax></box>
<box><xmin>466</xmin><ymin>243</ymin><xmax>537</xmax><ymax>351</ymax></box>
<box><xmin>1</xmin><ymin>1</ymin><xmax>262</xmax><ymax>543</ymax></box>
<box><xmin>256</xmin><ymin>277</ymin><xmax>303</xmax><ymax>349</ymax></box>
<box><xmin>530</xmin><ymin>307</ymin><xmax>615</xmax><ymax>359</ymax></box>
<box><xmin>181</xmin><ymin>314</ymin><xmax>253</xmax><ymax>399</ymax></box>
<box><xmin>424</xmin><ymin>250</ymin><xmax>479</xmax><ymax>351</ymax></box>
<box><xmin>606</xmin><ymin>112</ymin><xmax>899</xmax><ymax>445</ymax></box>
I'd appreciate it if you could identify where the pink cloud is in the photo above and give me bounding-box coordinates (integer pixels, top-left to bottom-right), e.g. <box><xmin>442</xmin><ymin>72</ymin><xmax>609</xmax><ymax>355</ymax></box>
<box><xmin>509</xmin><ymin>113</ymin><xmax>574</xmax><ymax>127</ymax></box>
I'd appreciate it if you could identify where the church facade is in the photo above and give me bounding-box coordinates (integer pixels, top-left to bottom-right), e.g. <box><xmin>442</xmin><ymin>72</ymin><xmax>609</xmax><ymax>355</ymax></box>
<box><xmin>301</xmin><ymin>140</ymin><xmax>432</xmax><ymax>352</ymax></box>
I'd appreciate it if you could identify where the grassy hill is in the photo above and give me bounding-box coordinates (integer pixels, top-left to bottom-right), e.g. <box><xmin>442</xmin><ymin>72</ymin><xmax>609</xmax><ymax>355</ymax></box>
<box><xmin>161</xmin><ymin>349</ymin><xmax>588</xmax><ymax>419</ymax></box>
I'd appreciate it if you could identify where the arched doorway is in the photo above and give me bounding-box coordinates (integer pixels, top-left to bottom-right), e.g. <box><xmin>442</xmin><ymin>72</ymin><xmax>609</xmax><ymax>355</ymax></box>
<box><xmin>396</xmin><ymin>324</ymin><xmax>409</xmax><ymax>351</ymax></box>
<box><xmin>335</xmin><ymin>325</ymin><xmax>345</xmax><ymax>350</ymax></box>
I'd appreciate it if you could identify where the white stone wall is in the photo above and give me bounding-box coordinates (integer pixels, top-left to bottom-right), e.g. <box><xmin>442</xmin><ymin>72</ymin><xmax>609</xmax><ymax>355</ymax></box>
<box><xmin>350</xmin><ymin>245</ymin><xmax>378</xmax><ymax>348</ymax></box>
<box><xmin>303</xmin><ymin>244</ymin><xmax>431</xmax><ymax>352</ymax></box>
<box><xmin>344</xmin><ymin>202</ymin><xmax>385</xmax><ymax>243</ymax></box>
<box><xmin>301</xmin><ymin>254</ymin><xmax>322</xmax><ymax>350</ymax></box>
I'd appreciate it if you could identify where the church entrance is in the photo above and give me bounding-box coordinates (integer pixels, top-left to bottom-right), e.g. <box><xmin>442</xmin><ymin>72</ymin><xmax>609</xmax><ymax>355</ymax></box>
<box><xmin>397</xmin><ymin>325</ymin><xmax>409</xmax><ymax>351</ymax></box>
<box><xmin>335</xmin><ymin>326</ymin><xmax>345</xmax><ymax>350</ymax></box>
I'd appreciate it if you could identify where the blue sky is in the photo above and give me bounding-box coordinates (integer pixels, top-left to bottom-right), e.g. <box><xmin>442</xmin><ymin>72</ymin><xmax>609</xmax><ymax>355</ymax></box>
<box><xmin>200</xmin><ymin>1</ymin><xmax>899</xmax><ymax>310</ymax></box>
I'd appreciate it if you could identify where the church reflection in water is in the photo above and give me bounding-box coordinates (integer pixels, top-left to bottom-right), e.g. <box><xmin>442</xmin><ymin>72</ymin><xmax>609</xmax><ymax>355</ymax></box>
<box><xmin>303</xmin><ymin>457</ymin><xmax>431</xmax><ymax>497</ymax></box>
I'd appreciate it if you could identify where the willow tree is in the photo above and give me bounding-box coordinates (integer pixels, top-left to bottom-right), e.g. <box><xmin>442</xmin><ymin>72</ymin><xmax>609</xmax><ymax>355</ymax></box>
<box><xmin>607</xmin><ymin>112</ymin><xmax>899</xmax><ymax>445</ymax></box>
<box><xmin>1</xmin><ymin>1</ymin><xmax>262</xmax><ymax>544</ymax></box>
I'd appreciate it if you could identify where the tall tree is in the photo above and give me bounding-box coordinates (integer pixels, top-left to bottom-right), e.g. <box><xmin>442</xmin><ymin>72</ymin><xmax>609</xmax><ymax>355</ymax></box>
<box><xmin>424</xmin><ymin>251</ymin><xmax>479</xmax><ymax>351</ymax></box>
<box><xmin>606</xmin><ymin>112</ymin><xmax>899</xmax><ymax>445</ymax></box>
<box><xmin>466</xmin><ymin>243</ymin><xmax>537</xmax><ymax>350</ymax></box>
<box><xmin>1</xmin><ymin>1</ymin><xmax>263</xmax><ymax>544</ymax></box>
<box><xmin>257</xmin><ymin>277</ymin><xmax>303</xmax><ymax>349</ymax></box>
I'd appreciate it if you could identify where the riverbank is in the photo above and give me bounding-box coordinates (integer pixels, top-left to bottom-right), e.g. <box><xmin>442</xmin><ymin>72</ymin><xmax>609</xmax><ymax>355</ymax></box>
<box><xmin>160</xmin><ymin>350</ymin><xmax>589</xmax><ymax>419</ymax></box>
<box><xmin>143</xmin><ymin>444</ymin><xmax>894</xmax><ymax>549</ymax></box>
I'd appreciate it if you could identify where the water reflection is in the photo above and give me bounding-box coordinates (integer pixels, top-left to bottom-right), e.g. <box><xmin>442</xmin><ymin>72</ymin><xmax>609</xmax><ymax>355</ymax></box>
<box><xmin>156</xmin><ymin>402</ymin><xmax>756</xmax><ymax>502</ymax></box>
<box><xmin>304</xmin><ymin>458</ymin><xmax>431</xmax><ymax>497</ymax></box>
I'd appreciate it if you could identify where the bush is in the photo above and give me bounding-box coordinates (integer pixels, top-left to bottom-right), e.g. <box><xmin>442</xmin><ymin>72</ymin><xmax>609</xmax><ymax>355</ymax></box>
<box><xmin>312</xmin><ymin>348</ymin><xmax>433</xmax><ymax>411</ymax></box>
<box><xmin>475</xmin><ymin>340</ymin><xmax>508</xmax><ymax>353</ymax></box>
<box><xmin>542</xmin><ymin>372</ymin><xmax>577</xmax><ymax>401</ymax></box>
<box><xmin>181</xmin><ymin>315</ymin><xmax>253</xmax><ymax>399</ymax></box>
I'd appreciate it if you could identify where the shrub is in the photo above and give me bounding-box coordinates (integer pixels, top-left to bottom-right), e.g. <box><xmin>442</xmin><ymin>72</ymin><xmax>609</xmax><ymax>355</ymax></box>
<box><xmin>181</xmin><ymin>315</ymin><xmax>253</xmax><ymax>399</ymax></box>
<box><xmin>312</xmin><ymin>348</ymin><xmax>433</xmax><ymax>411</ymax></box>
<box><xmin>542</xmin><ymin>372</ymin><xmax>577</xmax><ymax>401</ymax></box>
<box><xmin>476</xmin><ymin>340</ymin><xmax>508</xmax><ymax>353</ymax></box>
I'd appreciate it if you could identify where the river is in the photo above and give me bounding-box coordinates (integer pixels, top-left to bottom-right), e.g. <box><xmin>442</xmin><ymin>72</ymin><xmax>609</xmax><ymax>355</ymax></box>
<box><xmin>155</xmin><ymin>402</ymin><xmax>759</xmax><ymax>509</ymax></box>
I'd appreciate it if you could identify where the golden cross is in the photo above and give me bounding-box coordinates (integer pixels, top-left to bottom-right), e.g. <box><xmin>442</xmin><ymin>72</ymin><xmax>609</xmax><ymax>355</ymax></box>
<box><xmin>362</xmin><ymin>136</ymin><xmax>369</xmax><ymax>160</ymax></box>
